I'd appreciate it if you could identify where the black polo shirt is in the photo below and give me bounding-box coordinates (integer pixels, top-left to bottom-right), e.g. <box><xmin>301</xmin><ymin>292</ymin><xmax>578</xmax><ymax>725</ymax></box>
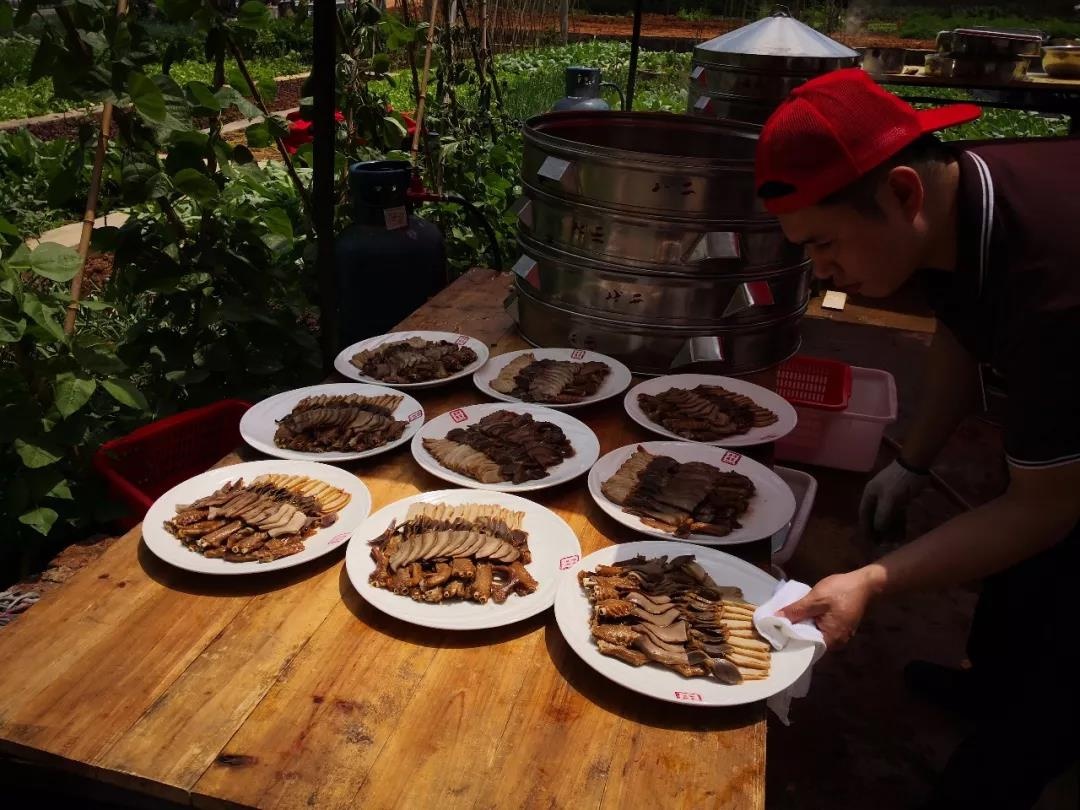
<box><xmin>930</xmin><ymin>136</ymin><xmax>1080</xmax><ymax>471</ymax></box>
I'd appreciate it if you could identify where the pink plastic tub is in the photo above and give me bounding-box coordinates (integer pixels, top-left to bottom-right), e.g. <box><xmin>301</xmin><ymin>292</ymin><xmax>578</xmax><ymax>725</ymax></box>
<box><xmin>775</xmin><ymin>366</ymin><xmax>897</xmax><ymax>472</ymax></box>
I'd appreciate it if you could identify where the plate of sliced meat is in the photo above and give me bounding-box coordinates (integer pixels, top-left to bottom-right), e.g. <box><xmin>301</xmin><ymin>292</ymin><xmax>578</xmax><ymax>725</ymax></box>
<box><xmin>588</xmin><ymin>441</ymin><xmax>796</xmax><ymax>546</ymax></box>
<box><xmin>334</xmin><ymin>330</ymin><xmax>489</xmax><ymax>389</ymax></box>
<box><xmin>241</xmin><ymin>383</ymin><xmax>425</xmax><ymax>462</ymax></box>
<box><xmin>346</xmin><ymin>489</ymin><xmax>583</xmax><ymax>630</ymax></box>
<box><xmin>410</xmin><ymin>403</ymin><xmax>600</xmax><ymax>492</ymax></box>
<box><xmin>473</xmin><ymin>348</ymin><xmax>632</xmax><ymax>409</ymax></box>
<box><xmin>554</xmin><ymin>542</ymin><xmax>816</xmax><ymax>706</ymax></box>
<box><xmin>144</xmin><ymin>460</ymin><xmax>371</xmax><ymax>574</ymax></box>
<box><xmin>625</xmin><ymin>374</ymin><xmax>797</xmax><ymax>447</ymax></box>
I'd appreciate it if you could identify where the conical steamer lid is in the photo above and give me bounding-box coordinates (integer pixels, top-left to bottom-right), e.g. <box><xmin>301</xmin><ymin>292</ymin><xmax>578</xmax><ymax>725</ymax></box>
<box><xmin>694</xmin><ymin>7</ymin><xmax>859</xmax><ymax>74</ymax></box>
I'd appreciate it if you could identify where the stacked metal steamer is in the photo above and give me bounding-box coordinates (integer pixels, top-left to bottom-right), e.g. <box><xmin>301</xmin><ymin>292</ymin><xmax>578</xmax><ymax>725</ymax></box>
<box><xmin>509</xmin><ymin>11</ymin><xmax>859</xmax><ymax>376</ymax></box>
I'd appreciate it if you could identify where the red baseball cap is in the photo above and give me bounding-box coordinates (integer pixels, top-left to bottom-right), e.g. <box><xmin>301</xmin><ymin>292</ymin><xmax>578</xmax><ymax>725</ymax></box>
<box><xmin>755</xmin><ymin>68</ymin><xmax>980</xmax><ymax>214</ymax></box>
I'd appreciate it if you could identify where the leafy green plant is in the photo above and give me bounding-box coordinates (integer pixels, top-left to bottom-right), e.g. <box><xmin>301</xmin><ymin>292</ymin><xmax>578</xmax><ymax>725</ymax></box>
<box><xmin>0</xmin><ymin>0</ymin><xmax>320</xmax><ymax>577</ymax></box>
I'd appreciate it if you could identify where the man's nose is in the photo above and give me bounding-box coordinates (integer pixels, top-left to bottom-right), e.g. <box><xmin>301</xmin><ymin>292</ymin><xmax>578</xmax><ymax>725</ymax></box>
<box><xmin>811</xmin><ymin>261</ymin><xmax>833</xmax><ymax>280</ymax></box>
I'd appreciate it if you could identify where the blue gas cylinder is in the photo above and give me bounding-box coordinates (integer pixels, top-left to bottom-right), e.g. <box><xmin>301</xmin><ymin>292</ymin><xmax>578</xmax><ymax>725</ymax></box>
<box><xmin>334</xmin><ymin>160</ymin><xmax>446</xmax><ymax>349</ymax></box>
<box><xmin>552</xmin><ymin>66</ymin><xmax>612</xmax><ymax>111</ymax></box>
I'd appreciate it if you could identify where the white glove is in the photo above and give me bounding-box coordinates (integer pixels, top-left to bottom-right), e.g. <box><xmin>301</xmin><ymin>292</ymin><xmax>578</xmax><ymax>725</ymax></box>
<box><xmin>859</xmin><ymin>460</ymin><xmax>929</xmax><ymax>534</ymax></box>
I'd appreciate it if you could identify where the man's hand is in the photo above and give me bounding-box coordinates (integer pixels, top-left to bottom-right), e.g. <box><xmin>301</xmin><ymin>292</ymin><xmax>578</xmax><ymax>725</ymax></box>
<box><xmin>859</xmin><ymin>460</ymin><xmax>930</xmax><ymax>535</ymax></box>
<box><xmin>776</xmin><ymin>567</ymin><xmax>883</xmax><ymax>648</ymax></box>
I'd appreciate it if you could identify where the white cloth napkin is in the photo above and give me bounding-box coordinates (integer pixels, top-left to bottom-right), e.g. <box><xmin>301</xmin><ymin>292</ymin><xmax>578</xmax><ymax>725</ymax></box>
<box><xmin>752</xmin><ymin>579</ymin><xmax>827</xmax><ymax>725</ymax></box>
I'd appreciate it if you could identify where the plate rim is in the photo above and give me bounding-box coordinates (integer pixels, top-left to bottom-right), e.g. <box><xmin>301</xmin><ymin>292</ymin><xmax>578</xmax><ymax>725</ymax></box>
<box><xmin>623</xmin><ymin>372</ymin><xmax>799</xmax><ymax>448</ymax></box>
<box><xmin>553</xmin><ymin>539</ymin><xmax>816</xmax><ymax>707</ymax></box>
<box><xmin>142</xmin><ymin>460</ymin><xmax>372</xmax><ymax>576</ymax></box>
<box><xmin>472</xmin><ymin>347</ymin><xmax>633</xmax><ymax>410</ymax></box>
<box><xmin>240</xmin><ymin>382</ymin><xmax>426</xmax><ymax>462</ymax></box>
<box><xmin>345</xmin><ymin>488</ymin><xmax>583</xmax><ymax>630</ymax></box>
<box><xmin>332</xmin><ymin>330</ymin><xmax>490</xmax><ymax>389</ymax></box>
<box><xmin>586</xmin><ymin>439</ymin><xmax>798</xmax><ymax>546</ymax></box>
<box><xmin>409</xmin><ymin>401</ymin><xmax>601</xmax><ymax>492</ymax></box>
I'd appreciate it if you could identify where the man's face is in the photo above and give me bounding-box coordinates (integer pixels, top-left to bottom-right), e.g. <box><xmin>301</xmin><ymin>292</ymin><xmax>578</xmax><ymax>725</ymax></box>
<box><xmin>776</xmin><ymin>172</ymin><xmax>926</xmax><ymax>298</ymax></box>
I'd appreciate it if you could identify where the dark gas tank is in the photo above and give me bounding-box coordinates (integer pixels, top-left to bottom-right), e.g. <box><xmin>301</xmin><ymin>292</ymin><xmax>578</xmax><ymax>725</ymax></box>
<box><xmin>334</xmin><ymin>160</ymin><xmax>446</xmax><ymax>349</ymax></box>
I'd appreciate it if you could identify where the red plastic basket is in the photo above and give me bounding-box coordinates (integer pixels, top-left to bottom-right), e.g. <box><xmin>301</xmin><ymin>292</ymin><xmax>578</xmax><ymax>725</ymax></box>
<box><xmin>93</xmin><ymin>399</ymin><xmax>252</xmax><ymax>530</ymax></box>
<box><xmin>776</xmin><ymin>356</ymin><xmax>853</xmax><ymax>411</ymax></box>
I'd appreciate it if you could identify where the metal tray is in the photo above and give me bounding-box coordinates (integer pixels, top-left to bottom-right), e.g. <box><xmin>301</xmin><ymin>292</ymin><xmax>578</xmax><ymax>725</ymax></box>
<box><xmin>522</xmin><ymin>111</ymin><xmax>764</xmax><ymax>219</ymax></box>
<box><xmin>511</xmin><ymin>280</ymin><xmax>805</xmax><ymax>376</ymax></box>
<box><xmin>514</xmin><ymin>236</ymin><xmax>810</xmax><ymax>328</ymax></box>
<box><xmin>515</xmin><ymin>183</ymin><xmax>803</xmax><ymax>275</ymax></box>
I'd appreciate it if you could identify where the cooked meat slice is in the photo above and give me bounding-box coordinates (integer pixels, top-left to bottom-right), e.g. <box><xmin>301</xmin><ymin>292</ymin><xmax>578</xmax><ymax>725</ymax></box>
<box><xmin>491</xmin><ymin>353</ymin><xmax>534</xmax><ymax>394</ymax></box>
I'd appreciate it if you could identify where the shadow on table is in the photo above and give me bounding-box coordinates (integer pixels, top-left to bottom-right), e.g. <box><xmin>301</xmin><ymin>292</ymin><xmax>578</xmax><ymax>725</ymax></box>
<box><xmin>336</xmin><ymin>564</ymin><xmax>549</xmax><ymax>649</ymax></box>
<box><xmin>541</xmin><ymin>619</ymin><xmax>762</xmax><ymax>732</ymax></box>
<box><xmin>137</xmin><ymin>537</ymin><xmax>345</xmax><ymax>597</ymax></box>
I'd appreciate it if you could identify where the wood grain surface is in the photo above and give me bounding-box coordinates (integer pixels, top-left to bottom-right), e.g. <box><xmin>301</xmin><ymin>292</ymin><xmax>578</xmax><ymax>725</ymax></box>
<box><xmin>0</xmin><ymin>270</ymin><xmax>768</xmax><ymax>809</ymax></box>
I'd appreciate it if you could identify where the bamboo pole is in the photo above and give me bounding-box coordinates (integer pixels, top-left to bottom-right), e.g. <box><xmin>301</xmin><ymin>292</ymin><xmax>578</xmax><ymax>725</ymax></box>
<box><xmin>64</xmin><ymin>0</ymin><xmax>129</xmax><ymax>336</ymax></box>
<box><xmin>410</xmin><ymin>0</ymin><xmax>441</xmax><ymax>161</ymax></box>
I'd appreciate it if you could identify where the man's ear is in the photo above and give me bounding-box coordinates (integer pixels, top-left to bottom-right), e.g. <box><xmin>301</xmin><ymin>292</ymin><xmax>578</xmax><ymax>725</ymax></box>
<box><xmin>883</xmin><ymin>165</ymin><xmax>925</xmax><ymax>224</ymax></box>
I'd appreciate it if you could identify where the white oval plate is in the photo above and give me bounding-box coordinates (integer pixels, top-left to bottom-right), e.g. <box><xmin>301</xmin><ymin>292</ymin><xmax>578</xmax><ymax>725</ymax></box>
<box><xmin>410</xmin><ymin>403</ymin><xmax>600</xmax><ymax>492</ymax></box>
<box><xmin>587</xmin><ymin>440</ymin><xmax>797</xmax><ymax>546</ymax></box>
<box><xmin>473</xmin><ymin>348</ymin><xmax>632</xmax><ymax>410</ymax></box>
<box><xmin>554</xmin><ymin>540</ymin><xmax>816</xmax><ymax>707</ymax></box>
<box><xmin>624</xmin><ymin>373</ymin><xmax>798</xmax><ymax>447</ymax></box>
<box><xmin>143</xmin><ymin>460</ymin><xmax>372</xmax><ymax>575</ymax></box>
<box><xmin>241</xmin><ymin>383</ymin><xmax>425</xmax><ymax>462</ymax></box>
<box><xmin>334</xmin><ymin>330</ymin><xmax>489</xmax><ymax>389</ymax></box>
<box><xmin>346</xmin><ymin>489</ymin><xmax>582</xmax><ymax>630</ymax></box>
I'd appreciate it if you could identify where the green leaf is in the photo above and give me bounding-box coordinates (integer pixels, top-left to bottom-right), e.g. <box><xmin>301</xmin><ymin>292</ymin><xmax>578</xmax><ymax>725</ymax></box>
<box><xmin>185</xmin><ymin>81</ymin><xmax>221</xmax><ymax>113</ymax></box>
<box><xmin>0</xmin><ymin>314</ymin><xmax>25</xmax><ymax>343</ymax></box>
<box><xmin>261</xmin><ymin>207</ymin><xmax>293</xmax><ymax>239</ymax></box>
<box><xmin>164</xmin><ymin>368</ymin><xmax>209</xmax><ymax>385</ymax></box>
<box><xmin>173</xmin><ymin>168</ymin><xmax>219</xmax><ymax>204</ymax></box>
<box><xmin>21</xmin><ymin>294</ymin><xmax>65</xmax><ymax>343</ymax></box>
<box><xmin>78</xmin><ymin>299</ymin><xmax>114</xmax><ymax>312</ymax></box>
<box><xmin>128</xmin><ymin>71</ymin><xmax>166</xmax><ymax>123</ymax></box>
<box><xmin>257</xmin><ymin>77</ymin><xmax>277</xmax><ymax>104</ymax></box>
<box><xmin>6</xmin><ymin>242</ymin><xmax>31</xmax><ymax>272</ymax></box>
<box><xmin>73</xmin><ymin>342</ymin><xmax>127</xmax><ymax>374</ymax></box>
<box><xmin>18</xmin><ymin>507</ymin><xmax>58</xmax><ymax>536</ymax></box>
<box><xmin>101</xmin><ymin>378</ymin><xmax>149</xmax><ymax>410</ymax></box>
<box><xmin>30</xmin><ymin>242</ymin><xmax>82</xmax><ymax>282</ymax></box>
<box><xmin>0</xmin><ymin>1</ymin><xmax>12</xmax><ymax>35</ymax></box>
<box><xmin>45</xmin><ymin>478</ymin><xmax>74</xmax><ymax>500</ymax></box>
<box><xmin>235</xmin><ymin>0</ymin><xmax>270</xmax><ymax>29</ymax></box>
<box><xmin>53</xmin><ymin>373</ymin><xmax>97</xmax><ymax>419</ymax></box>
<box><xmin>216</xmin><ymin>86</ymin><xmax>261</xmax><ymax>118</ymax></box>
<box><xmin>14</xmin><ymin>439</ymin><xmax>61</xmax><ymax>469</ymax></box>
<box><xmin>245</xmin><ymin>120</ymin><xmax>271</xmax><ymax>148</ymax></box>
<box><xmin>232</xmin><ymin>144</ymin><xmax>255</xmax><ymax>164</ymax></box>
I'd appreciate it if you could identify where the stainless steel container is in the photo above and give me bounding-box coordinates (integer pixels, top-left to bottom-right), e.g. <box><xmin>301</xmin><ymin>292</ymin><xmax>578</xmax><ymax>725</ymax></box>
<box><xmin>514</xmin><ymin>236</ymin><xmax>811</xmax><ymax>328</ymax></box>
<box><xmin>513</xmin><ymin>110</ymin><xmax>809</xmax><ymax>375</ymax></box>
<box><xmin>522</xmin><ymin>111</ymin><xmax>763</xmax><ymax>218</ymax></box>
<box><xmin>512</xmin><ymin>280</ymin><xmax>805</xmax><ymax>376</ymax></box>
<box><xmin>515</xmin><ymin>182</ymin><xmax>804</xmax><ymax>274</ymax></box>
<box><xmin>687</xmin><ymin>9</ymin><xmax>859</xmax><ymax>123</ymax></box>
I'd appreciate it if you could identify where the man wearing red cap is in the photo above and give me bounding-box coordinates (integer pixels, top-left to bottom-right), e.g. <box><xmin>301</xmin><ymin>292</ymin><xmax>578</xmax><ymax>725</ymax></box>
<box><xmin>756</xmin><ymin>68</ymin><xmax>1080</xmax><ymax>808</ymax></box>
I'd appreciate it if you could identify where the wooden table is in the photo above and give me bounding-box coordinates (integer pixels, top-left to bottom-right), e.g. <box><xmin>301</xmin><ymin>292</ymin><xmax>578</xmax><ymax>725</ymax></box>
<box><xmin>0</xmin><ymin>270</ymin><xmax>768</xmax><ymax>809</ymax></box>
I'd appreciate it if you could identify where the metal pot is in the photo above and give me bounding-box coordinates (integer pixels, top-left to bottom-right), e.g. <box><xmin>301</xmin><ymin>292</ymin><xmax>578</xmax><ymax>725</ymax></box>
<box><xmin>522</xmin><ymin>111</ymin><xmax>763</xmax><ymax>218</ymax></box>
<box><xmin>513</xmin><ymin>236</ymin><xmax>811</xmax><ymax>328</ymax></box>
<box><xmin>1042</xmin><ymin>45</ymin><xmax>1080</xmax><ymax>78</ymax></box>
<box><xmin>511</xmin><ymin>280</ymin><xmax>805</xmax><ymax>376</ymax></box>
<box><xmin>514</xmin><ymin>182</ymin><xmax>803</xmax><ymax>275</ymax></box>
<box><xmin>687</xmin><ymin>7</ymin><xmax>859</xmax><ymax>123</ymax></box>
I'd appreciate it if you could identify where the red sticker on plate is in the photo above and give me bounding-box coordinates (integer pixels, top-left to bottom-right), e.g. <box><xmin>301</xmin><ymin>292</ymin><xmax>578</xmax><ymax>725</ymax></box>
<box><xmin>559</xmin><ymin>554</ymin><xmax>580</xmax><ymax>570</ymax></box>
<box><xmin>674</xmin><ymin>691</ymin><xmax>703</xmax><ymax>702</ymax></box>
<box><xmin>455</xmin><ymin>335</ymin><xmax>469</xmax><ymax>346</ymax></box>
<box><xmin>449</xmin><ymin>408</ymin><xmax>468</xmax><ymax>423</ymax></box>
<box><xmin>570</xmin><ymin>349</ymin><xmax>586</xmax><ymax>360</ymax></box>
<box><xmin>407</xmin><ymin>409</ymin><xmax>423</xmax><ymax>422</ymax></box>
<box><xmin>721</xmin><ymin>451</ymin><xmax>742</xmax><ymax>466</ymax></box>
<box><xmin>328</xmin><ymin>532</ymin><xmax>349</xmax><ymax>547</ymax></box>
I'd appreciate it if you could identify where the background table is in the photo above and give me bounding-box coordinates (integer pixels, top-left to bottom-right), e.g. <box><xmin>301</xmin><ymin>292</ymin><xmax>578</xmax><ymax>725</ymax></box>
<box><xmin>0</xmin><ymin>270</ymin><xmax>768</xmax><ymax>809</ymax></box>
